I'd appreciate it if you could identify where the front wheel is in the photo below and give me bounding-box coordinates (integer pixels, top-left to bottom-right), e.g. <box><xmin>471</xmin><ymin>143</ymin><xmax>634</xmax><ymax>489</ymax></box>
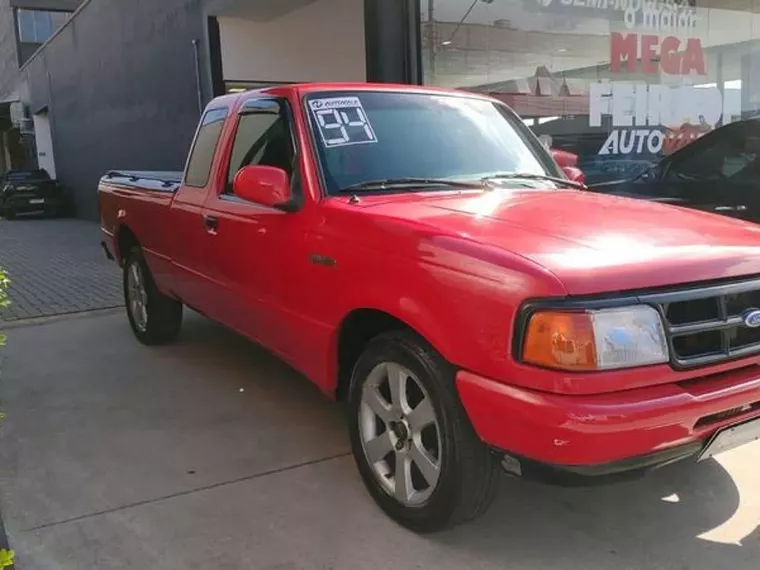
<box><xmin>348</xmin><ymin>331</ymin><xmax>499</xmax><ymax>533</ymax></box>
<box><xmin>123</xmin><ymin>246</ymin><xmax>183</xmax><ymax>345</ymax></box>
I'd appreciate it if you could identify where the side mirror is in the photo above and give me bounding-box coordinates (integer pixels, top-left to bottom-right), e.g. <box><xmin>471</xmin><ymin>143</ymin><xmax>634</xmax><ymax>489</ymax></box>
<box><xmin>551</xmin><ymin>148</ymin><xmax>578</xmax><ymax>168</ymax></box>
<box><xmin>562</xmin><ymin>166</ymin><xmax>586</xmax><ymax>185</ymax></box>
<box><xmin>233</xmin><ymin>165</ymin><xmax>293</xmax><ymax>210</ymax></box>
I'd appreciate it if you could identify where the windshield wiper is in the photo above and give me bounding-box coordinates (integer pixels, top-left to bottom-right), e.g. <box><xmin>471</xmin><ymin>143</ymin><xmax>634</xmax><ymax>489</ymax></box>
<box><xmin>337</xmin><ymin>177</ymin><xmax>482</xmax><ymax>193</ymax></box>
<box><xmin>481</xmin><ymin>172</ymin><xmax>586</xmax><ymax>190</ymax></box>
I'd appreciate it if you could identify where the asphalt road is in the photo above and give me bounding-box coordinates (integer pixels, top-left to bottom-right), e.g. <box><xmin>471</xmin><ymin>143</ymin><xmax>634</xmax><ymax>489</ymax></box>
<box><xmin>0</xmin><ymin>310</ymin><xmax>757</xmax><ymax>570</ymax></box>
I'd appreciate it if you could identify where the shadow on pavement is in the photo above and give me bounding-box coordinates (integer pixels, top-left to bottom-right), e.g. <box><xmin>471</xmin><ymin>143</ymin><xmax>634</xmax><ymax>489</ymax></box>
<box><xmin>181</xmin><ymin>314</ymin><xmax>758</xmax><ymax>569</ymax></box>
<box><xmin>433</xmin><ymin>432</ymin><xmax>757</xmax><ymax>569</ymax></box>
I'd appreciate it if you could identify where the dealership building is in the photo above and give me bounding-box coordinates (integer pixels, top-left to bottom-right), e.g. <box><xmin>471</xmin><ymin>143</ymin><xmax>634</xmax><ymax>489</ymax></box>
<box><xmin>1</xmin><ymin>0</ymin><xmax>759</xmax><ymax>218</ymax></box>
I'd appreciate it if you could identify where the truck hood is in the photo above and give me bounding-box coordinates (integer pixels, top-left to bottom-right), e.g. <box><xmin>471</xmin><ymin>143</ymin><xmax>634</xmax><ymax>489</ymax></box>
<box><xmin>351</xmin><ymin>189</ymin><xmax>760</xmax><ymax>295</ymax></box>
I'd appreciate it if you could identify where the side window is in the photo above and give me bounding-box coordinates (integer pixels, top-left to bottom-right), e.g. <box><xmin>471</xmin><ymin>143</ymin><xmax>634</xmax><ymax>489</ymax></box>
<box><xmin>226</xmin><ymin>103</ymin><xmax>295</xmax><ymax>192</ymax></box>
<box><xmin>667</xmin><ymin>131</ymin><xmax>759</xmax><ymax>182</ymax></box>
<box><xmin>185</xmin><ymin>107</ymin><xmax>228</xmax><ymax>188</ymax></box>
<box><xmin>667</xmin><ymin>141</ymin><xmax>731</xmax><ymax>182</ymax></box>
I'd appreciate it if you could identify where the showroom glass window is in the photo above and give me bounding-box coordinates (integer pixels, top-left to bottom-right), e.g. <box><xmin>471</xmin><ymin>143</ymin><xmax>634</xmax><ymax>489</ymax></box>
<box><xmin>420</xmin><ymin>0</ymin><xmax>760</xmax><ymax>184</ymax></box>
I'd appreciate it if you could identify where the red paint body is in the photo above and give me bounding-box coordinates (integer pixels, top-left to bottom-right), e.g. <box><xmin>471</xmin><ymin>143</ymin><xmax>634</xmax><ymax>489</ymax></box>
<box><xmin>99</xmin><ymin>83</ymin><xmax>760</xmax><ymax>470</ymax></box>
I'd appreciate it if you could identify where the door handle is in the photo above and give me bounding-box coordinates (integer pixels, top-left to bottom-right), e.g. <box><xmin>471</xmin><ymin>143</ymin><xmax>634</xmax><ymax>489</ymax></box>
<box><xmin>204</xmin><ymin>215</ymin><xmax>219</xmax><ymax>234</ymax></box>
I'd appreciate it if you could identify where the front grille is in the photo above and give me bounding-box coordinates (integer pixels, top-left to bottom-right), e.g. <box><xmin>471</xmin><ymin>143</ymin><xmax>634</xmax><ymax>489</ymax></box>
<box><xmin>642</xmin><ymin>278</ymin><xmax>760</xmax><ymax>369</ymax></box>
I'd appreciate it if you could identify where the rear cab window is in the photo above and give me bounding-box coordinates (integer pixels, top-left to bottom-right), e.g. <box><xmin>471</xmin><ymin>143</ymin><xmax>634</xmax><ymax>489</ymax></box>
<box><xmin>184</xmin><ymin>107</ymin><xmax>229</xmax><ymax>188</ymax></box>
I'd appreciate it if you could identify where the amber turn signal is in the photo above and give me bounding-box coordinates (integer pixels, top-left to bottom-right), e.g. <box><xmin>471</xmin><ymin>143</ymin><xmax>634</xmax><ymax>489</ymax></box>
<box><xmin>522</xmin><ymin>311</ymin><xmax>598</xmax><ymax>371</ymax></box>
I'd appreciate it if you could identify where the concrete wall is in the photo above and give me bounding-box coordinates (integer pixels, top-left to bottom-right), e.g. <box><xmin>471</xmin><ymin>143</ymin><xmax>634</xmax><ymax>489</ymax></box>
<box><xmin>21</xmin><ymin>0</ymin><xmax>214</xmax><ymax>220</ymax></box>
<box><xmin>218</xmin><ymin>0</ymin><xmax>366</xmax><ymax>83</ymax></box>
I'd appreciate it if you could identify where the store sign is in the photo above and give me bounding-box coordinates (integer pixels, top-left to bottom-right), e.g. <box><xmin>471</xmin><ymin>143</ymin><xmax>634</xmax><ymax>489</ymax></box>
<box><xmin>527</xmin><ymin>0</ymin><xmax>697</xmax><ymax>32</ymax></box>
<box><xmin>589</xmin><ymin>82</ymin><xmax>721</xmax><ymax>155</ymax></box>
<box><xmin>611</xmin><ymin>32</ymin><xmax>705</xmax><ymax>75</ymax></box>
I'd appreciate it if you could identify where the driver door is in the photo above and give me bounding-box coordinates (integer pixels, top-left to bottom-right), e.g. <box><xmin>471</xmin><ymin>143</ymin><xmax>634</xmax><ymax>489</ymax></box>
<box><xmin>200</xmin><ymin>97</ymin><xmax>312</xmax><ymax>359</ymax></box>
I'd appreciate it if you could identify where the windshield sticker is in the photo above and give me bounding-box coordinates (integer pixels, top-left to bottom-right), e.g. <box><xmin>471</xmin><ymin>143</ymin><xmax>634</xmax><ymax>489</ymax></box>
<box><xmin>308</xmin><ymin>97</ymin><xmax>378</xmax><ymax>148</ymax></box>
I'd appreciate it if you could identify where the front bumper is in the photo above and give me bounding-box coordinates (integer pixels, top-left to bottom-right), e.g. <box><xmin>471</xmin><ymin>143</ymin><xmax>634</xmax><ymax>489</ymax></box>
<box><xmin>456</xmin><ymin>366</ymin><xmax>760</xmax><ymax>484</ymax></box>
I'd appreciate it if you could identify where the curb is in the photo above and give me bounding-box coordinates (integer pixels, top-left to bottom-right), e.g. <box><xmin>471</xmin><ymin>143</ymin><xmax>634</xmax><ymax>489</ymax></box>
<box><xmin>0</xmin><ymin>306</ymin><xmax>124</xmax><ymax>330</ymax></box>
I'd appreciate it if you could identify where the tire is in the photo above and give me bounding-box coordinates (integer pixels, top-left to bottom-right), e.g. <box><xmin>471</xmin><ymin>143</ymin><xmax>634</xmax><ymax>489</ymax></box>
<box><xmin>4</xmin><ymin>209</ymin><xmax>15</xmax><ymax>220</ymax></box>
<box><xmin>123</xmin><ymin>246</ymin><xmax>183</xmax><ymax>345</ymax></box>
<box><xmin>348</xmin><ymin>330</ymin><xmax>499</xmax><ymax>533</ymax></box>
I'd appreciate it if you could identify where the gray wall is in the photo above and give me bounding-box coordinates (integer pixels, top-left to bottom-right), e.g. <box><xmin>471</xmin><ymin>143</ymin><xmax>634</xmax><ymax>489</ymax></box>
<box><xmin>21</xmin><ymin>0</ymin><xmax>215</xmax><ymax>220</ymax></box>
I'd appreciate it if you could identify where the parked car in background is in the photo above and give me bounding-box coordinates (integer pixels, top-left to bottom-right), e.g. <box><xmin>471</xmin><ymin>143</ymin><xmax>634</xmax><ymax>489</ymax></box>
<box><xmin>588</xmin><ymin>118</ymin><xmax>760</xmax><ymax>223</ymax></box>
<box><xmin>0</xmin><ymin>169</ymin><xmax>69</xmax><ymax>219</ymax></box>
<box><xmin>100</xmin><ymin>83</ymin><xmax>760</xmax><ymax>533</ymax></box>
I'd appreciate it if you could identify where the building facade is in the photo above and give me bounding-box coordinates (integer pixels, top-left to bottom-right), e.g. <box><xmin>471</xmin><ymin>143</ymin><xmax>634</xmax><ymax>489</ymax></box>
<box><xmin>2</xmin><ymin>0</ymin><xmax>418</xmax><ymax>220</ymax></box>
<box><xmin>0</xmin><ymin>0</ymin><xmax>78</xmax><ymax>180</ymax></box>
<box><xmin>4</xmin><ymin>0</ymin><xmax>760</xmax><ymax>219</ymax></box>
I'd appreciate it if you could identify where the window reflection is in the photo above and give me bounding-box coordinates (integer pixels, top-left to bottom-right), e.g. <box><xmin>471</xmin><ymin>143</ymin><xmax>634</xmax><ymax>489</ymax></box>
<box><xmin>420</xmin><ymin>0</ymin><xmax>760</xmax><ymax>185</ymax></box>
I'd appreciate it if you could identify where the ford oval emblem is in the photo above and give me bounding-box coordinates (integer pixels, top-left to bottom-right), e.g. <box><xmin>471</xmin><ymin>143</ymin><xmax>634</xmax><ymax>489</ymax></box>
<box><xmin>742</xmin><ymin>309</ymin><xmax>760</xmax><ymax>328</ymax></box>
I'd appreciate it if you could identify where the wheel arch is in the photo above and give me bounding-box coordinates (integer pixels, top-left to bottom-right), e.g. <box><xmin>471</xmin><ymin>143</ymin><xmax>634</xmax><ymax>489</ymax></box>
<box><xmin>115</xmin><ymin>224</ymin><xmax>139</xmax><ymax>265</ymax></box>
<box><xmin>333</xmin><ymin>306</ymin><xmax>451</xmax><ymax>402</ymax></box>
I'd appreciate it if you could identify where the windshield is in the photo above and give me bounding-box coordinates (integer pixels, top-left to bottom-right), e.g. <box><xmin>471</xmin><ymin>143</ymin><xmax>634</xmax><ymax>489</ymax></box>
<box><xmin>304</xmin><ymin>90</ymin><xmax>561</xmax><ymax>194</ymax></box>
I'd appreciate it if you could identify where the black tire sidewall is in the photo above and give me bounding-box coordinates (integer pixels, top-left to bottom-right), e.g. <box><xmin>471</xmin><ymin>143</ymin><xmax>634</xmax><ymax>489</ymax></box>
<box><xmin>347</xmin><ymin>332</ymin><xmax>477</xmax><ymax>532</ymax></box>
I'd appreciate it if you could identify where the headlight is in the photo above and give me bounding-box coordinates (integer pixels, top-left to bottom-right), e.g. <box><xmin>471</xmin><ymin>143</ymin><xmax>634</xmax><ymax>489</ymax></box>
<box><xmin>521</xmin><ymin>305</ymin><xmax>668</xmax><ymax>371</ymax></box>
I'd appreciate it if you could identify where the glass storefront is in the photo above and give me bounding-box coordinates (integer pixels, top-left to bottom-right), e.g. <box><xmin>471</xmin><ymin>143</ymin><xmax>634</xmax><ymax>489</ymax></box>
<box><xmin>420</xmin><ymin>0</ymin><xmax>760</xmax><ymax>184</ymax></box>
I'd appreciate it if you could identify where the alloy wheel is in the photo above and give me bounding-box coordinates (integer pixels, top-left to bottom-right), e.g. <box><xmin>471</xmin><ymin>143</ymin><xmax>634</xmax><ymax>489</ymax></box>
<box><xmin>358</xmin><ymin>362</ymin><xmax>442</xmax><ymax>507</ymax></box>
<box><xmin>126</xmin><ymin>260</ymin><xmax>148</xmax><ymax>333</ymax></box>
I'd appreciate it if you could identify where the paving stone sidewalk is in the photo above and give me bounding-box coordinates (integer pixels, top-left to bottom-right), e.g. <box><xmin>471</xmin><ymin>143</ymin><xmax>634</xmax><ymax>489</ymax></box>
<box><xmin>0</xmin><ymin>218</ymin><xmax>122</xmax><ymax>321</ymax></box>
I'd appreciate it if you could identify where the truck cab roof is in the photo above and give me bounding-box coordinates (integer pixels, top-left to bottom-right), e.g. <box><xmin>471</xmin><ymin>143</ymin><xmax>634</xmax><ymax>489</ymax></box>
<box><xmin>210</xmin><ymin>82</ymin><xmax>497</xmax><ymax>111</ymax></box>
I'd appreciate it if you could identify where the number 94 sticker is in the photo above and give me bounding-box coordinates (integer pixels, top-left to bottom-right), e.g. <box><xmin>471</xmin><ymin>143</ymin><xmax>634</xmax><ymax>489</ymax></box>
<box><xmin>308</xmin><ymin>97</ymin><xmax>378</xmax><ymax>148</ymax></box>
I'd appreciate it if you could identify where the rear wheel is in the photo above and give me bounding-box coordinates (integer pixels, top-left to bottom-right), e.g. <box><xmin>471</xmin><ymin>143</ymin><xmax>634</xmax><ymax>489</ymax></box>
<box><xmin>123</xmin><ymin>246</ymin><xmax>183</xmax><ymax>345</ymax></box>
<box><xmin>348</xmin><ymin>330</ymin><xmax>499</xmax><ymax>533</ymax></box>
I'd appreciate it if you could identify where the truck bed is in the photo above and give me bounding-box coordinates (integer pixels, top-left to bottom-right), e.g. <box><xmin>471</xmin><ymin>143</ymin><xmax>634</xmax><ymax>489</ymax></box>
<box><xmin>98</xmin><ymin>170</ymin><xmax>183</xmax><ymax>277</ymax></box>
<box><xmin>100</xmin><ymin>170</ymin><xmax>183</xmax><ymax>193</ymax></box>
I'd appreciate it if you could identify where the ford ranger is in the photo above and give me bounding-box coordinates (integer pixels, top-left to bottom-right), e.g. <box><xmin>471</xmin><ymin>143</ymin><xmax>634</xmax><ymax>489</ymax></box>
<box><xmin>99</xmin><ymin>83</ymin><xmax>760</xmax><ymax>533</ymax></box>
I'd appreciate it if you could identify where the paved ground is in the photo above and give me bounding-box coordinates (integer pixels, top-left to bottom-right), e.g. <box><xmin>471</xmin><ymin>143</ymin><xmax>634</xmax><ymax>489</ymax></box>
<box><xmin>0</xmin><ymin>310</ymin><xmax>757</xmax><ymax>570</ymax></box>
<box><xmin>0</xmin><ymin>218</ymin><xmax>122</xmax><ymax>321</ymax></box>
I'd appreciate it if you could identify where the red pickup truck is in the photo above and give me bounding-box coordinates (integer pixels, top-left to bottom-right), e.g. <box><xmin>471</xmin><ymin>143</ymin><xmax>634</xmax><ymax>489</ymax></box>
<box><xmin>99</xmin><ymin>83</ymin><xmax>760</xmax><ymax>533</ymax></box>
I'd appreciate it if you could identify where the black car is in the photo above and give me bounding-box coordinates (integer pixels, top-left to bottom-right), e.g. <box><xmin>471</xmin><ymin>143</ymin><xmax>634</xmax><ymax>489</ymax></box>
<box><xmin>0</xmin><ymin>169</ymin><xmax>69</xmax><ymax>219</ymax></box>
<box><xmin>588</xmin><ymin>118</ymin><xmax>760</xmax><ymax>223</ymax></box>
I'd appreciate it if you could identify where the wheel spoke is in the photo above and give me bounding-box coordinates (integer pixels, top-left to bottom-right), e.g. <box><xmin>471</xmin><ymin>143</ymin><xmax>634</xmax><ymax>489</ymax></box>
<box><xmin>407</xmin><ymin>397</ymin><xmax>435</xmax><ymax>432</ymax></box>
<box><xmin>130</xmin><ymin>264</ymin><xmax>140</xmax><ymax>286</ymax></box>
<box><xmin>386</xmin><ymin>363</ymin><xmax>408</xmax><ymax>413</ymax></box>
<box><xmin>363</xmin><ymin>385</ymin><xmax>394</xmax><ymax>423</ymax></box>
<box><xmin>364</xmin><ymin>432</ymin><xmax>393</xmax><ymax>464</ymax></box>
<box><xmin>394</xmin><ymin>454</ymin><xmax>413</xmax><ymax>503</ymax></box>
<box><xmin>410</xmin><ymin>438</ymin><xmax>440</xmax><ymax>487</ymax></box>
